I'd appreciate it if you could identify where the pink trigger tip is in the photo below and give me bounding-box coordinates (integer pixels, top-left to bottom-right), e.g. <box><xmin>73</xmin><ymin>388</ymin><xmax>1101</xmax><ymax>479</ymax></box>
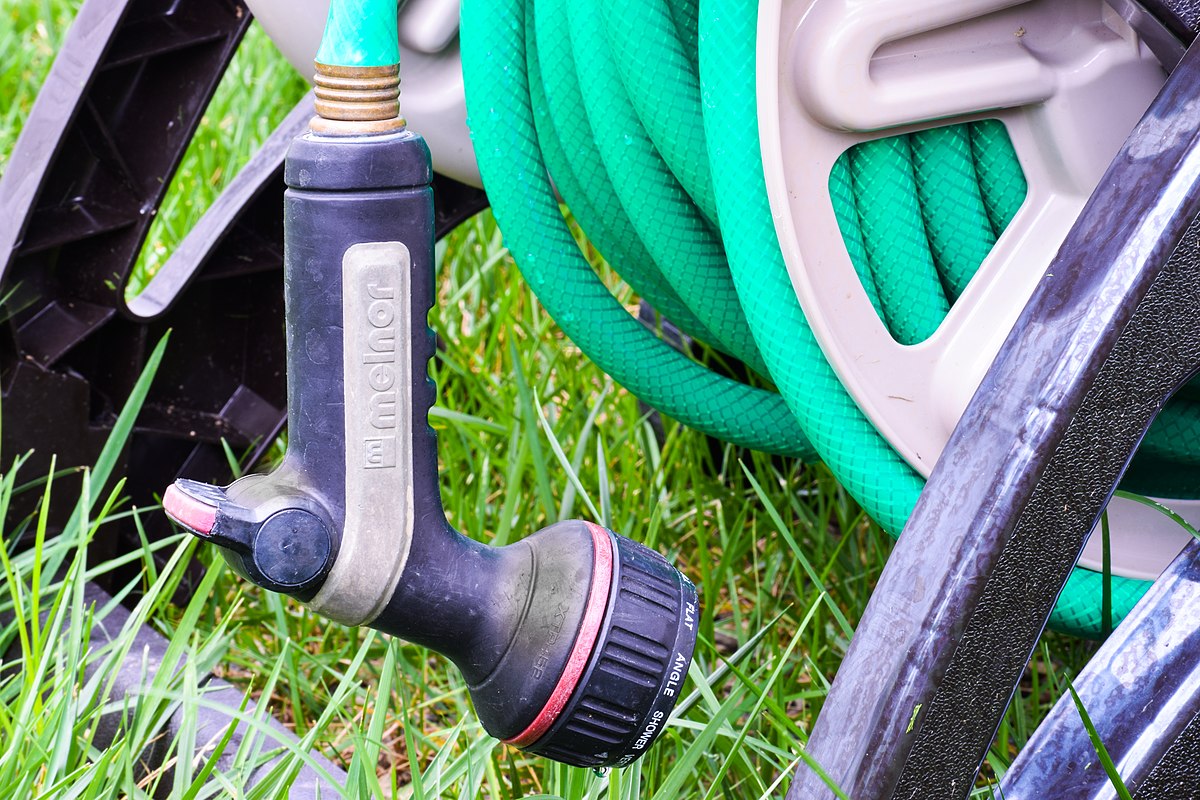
<box><xmin>163</xmin><ymin>484</ymin><xmax>217</xmax><ymax>536</ymax></box>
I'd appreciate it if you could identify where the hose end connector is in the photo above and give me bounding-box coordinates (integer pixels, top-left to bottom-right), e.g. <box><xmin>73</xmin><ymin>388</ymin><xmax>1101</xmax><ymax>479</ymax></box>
<box><xmin>311</xmin><ymin>62</ymin><xmax>405</xmax><ymax>135</ymax></box>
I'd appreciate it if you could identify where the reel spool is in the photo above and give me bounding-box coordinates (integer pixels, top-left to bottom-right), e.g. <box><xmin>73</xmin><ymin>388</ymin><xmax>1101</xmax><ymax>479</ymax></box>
<box><xmin>761</xmin><ymin>0</ymin><xmax>1195</xmax><ymax>585</ymax></box>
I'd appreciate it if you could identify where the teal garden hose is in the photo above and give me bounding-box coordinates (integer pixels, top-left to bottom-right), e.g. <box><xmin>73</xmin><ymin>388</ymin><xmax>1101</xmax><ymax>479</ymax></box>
<box><xmin>314</xmin><ymin>0</ymin><xmax>399</xmax><ymax>67</ymax></box>
<box><xmin>459</xmin><ymin>0</ymin><xmax>1200</xmax><ymax>638</ymax></box>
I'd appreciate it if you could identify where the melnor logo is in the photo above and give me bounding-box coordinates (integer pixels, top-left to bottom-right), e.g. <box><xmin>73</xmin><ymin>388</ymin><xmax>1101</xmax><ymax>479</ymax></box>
<box><xmin>364</xmin><ymin>436</ymin><xmax>395</xmax><ymax>468</ymax></box>
<box><xmin>361</xmin><ymin>276</ymin><xmax>398</xmax><ymax>468</ymax></box>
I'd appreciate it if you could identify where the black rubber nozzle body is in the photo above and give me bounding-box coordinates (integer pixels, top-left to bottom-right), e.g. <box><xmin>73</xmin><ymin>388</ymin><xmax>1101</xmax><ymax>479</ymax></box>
<box><xmin>163</xmin><ymin>122</ymin><xmax>698</xmax><ymax>767</ymax></box>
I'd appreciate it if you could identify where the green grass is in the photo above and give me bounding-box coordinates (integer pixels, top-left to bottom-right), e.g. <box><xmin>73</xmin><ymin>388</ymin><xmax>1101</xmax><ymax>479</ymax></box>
<box><xmin>0</xmin><ymin>2</ymin><xmax>1103</xmax><ymax>797</ymax></box>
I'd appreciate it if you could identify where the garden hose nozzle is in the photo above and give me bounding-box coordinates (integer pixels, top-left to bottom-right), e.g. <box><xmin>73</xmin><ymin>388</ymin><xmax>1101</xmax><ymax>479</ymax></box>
<box><xmin>163</xmin><ymin>5</ymin><xmax>696</xmax><ymax>767</ymax></box>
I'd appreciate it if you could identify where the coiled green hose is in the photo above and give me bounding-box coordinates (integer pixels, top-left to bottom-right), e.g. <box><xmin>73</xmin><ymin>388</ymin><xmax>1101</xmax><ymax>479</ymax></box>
<box><xmin>460</xmin><ymin>0</ymin><xmax>1194</xmax><ymax>637</ymax></box>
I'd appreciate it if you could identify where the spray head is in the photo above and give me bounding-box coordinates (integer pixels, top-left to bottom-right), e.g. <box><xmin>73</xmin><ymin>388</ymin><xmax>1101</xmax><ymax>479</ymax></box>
<box><xmin>166</xmin><ymin>478</ymin><xmax>696</xmax><ymax>767</ymax></box>
<box><xmin>163</xmin><ymin>107</ymin><xmax>698</xmax><ymax>766</ymax></box>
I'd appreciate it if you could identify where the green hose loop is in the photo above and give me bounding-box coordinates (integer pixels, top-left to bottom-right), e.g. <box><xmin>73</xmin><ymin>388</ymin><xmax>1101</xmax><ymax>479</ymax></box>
<box><xmin>971</xmin><ymin>119</ymin><xmax>1028</xmax><ymax>234</ymax></box>
<box><xmin>909</xmin><ymin>125</ymin><xmax>996</xmax><ymax>300</ymax></box>
<box><xmin>565</xmin><ymin>0</ymin><xmax>767</xmax><ymax>374</ymax></box>
<box><xmin>848</xmin><ymin>136</ymin><xmax>951</xmax><ymax>344</ymax></box>
<box><xmin>315</xmin><ymin>0</ymin><xmax>399</xmax><ymax>68</ymax></box>
<box><xmin>696</xmin><ymin>0</ymin><xmax>923</xmax><ymax>538</ymax></box>
<box><xmin>829</xmin><ymin>156</ymin><xmax>886</xmax><ymax>319</ymax></box>
<box><xmin>526</xmin><ymin>12</ymin><xmax>723</xmax><ymax>348</ymax></box>
<box><xmin>601</xmin><ymin>0</ymin><xmax>718</xmax><ymax>226</ymax></box>
<box><xmin>460</xmin><ymin>0</ymin><xmax>1167</xmax><ymax>638</ymax></box>
<box><xmin>666</xmin><ymin>0</ymin><xmax>700</xmax><ymax>60</ymax></box>
<box><xmin>460</xmin><ymin>0</ymin><xmax>816</xmax><ymax>458</ymax></box>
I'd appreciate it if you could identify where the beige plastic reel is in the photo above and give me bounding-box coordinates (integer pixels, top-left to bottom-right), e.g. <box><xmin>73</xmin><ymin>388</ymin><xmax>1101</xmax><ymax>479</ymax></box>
<box><xmin>759</xmin><ymin>0</ymin><xmax>1194</xmax><ymax>580</ymax></box>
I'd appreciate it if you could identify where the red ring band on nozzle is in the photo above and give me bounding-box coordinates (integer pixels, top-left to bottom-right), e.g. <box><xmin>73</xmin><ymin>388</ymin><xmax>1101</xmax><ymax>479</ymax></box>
<box><xmin>504</xmin><ymin>522</ymin><xmax>614</xmax><ymax>748</ymax></box>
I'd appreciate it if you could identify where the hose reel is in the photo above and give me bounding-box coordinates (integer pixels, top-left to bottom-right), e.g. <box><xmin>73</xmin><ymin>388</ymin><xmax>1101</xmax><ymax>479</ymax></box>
<box><xmin>763</xmin><ymin>0</ymin><xmax>1199</xmax><ymax>631</ymax></box>
<box><xmin>451</xmin><ymin>0</ymin><xmax>1198</xmax><ymax>635</ymax></box>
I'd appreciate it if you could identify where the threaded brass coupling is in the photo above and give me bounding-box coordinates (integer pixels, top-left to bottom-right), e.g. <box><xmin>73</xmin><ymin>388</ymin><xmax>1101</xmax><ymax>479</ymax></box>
<box><xmin>311</xmin><ymin>63</ymin><xmax>406</xmax><ymax>134</ymax></box>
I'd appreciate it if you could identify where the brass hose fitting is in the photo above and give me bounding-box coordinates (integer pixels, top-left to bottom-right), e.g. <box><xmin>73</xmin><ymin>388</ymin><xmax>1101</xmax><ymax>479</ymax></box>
<box><xmin>311</xmin><ymin>63</ymin><xmax>406</xmax><ymax>134</ymax></box>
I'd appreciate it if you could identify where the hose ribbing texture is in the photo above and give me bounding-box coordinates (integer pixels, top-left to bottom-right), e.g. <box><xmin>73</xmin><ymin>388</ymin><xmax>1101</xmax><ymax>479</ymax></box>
<box><xmin>460</xmin><ymin>0</ymin><xmax>815</xmax><ymax>458</ymax></box>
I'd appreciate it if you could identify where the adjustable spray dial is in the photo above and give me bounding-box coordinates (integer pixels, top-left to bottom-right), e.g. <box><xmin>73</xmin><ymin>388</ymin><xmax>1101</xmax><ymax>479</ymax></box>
<box><xmin>163</xmin><ymin>0</ymin><xmax>696</xmax><ymax>768</ymax></box>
